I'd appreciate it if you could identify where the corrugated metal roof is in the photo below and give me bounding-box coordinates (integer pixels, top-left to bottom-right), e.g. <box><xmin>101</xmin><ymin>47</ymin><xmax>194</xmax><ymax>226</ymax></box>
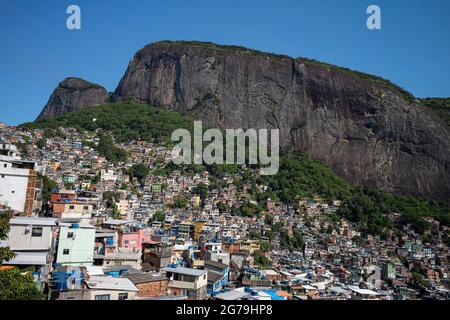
<box><xmin>103</xmin><ymin>219</ymin><xmax>136</xmax><ymax>225</ymax></box>
<box><xmin>10</xmin><ymin>217</ymin><xmax>57</xmax><ymax>226</ymax></box>
<box><xmin>85</xmin><ymin>275</ymin><xmax>139</xmax><ymax>291</ymax></box>
<box><xmin>161</xmin><ymin>266</ymin><xmax>206</xmax><ymax>277</ymax></box>
<box><xmin>215</xmin><ymin>289</ymin><xmax>250</xmax><ymax>300</ymax></box>
<box><xmin>4</xmin><ymin>251</ymin><xmax>48</xmax><ymax>265</ymax></box>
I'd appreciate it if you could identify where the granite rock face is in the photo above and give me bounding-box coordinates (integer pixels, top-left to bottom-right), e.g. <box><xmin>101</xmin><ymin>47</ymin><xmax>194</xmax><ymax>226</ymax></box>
<box><xmin>38</xmin><ymin>41</ymin><xmax>450</xmax><ymax>200</ymax></box>
<box><xmin>114</xmin><ymin>41</ymin><xmax>450</xmax><ymax>200</ymax></box>
<box><xmin>37</xmin><ymin>77</ymin><xmax>109</xmax><ymax>120</ymax></box>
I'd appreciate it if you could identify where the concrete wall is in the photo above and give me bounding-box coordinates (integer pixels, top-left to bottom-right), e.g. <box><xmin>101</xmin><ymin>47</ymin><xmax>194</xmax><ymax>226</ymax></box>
<box><xmin>0</xmin><ymin>160</ymin><xmax>29</xmax><ymax>212</ymax></box>
<box><xmin>89</xmin><ymin>289</ymin><xmax>137</xmax><ymax>300</ymax></box>
<box><xmin>208</xmin><ymin>251</ymin><xmax>230</xmax><ymax>265</ymax></box>
<box><xmin>56</xmin><ymin>289</ymin><xmax>136</xmax><ymax>300</ymax></box>
<box><xmin>7</xmin><ymin>224</ymin><xmax>53</xmax><ymax>250</ymax></box>
<box><xmin>56</xmin><ymin>225</ymin><xmax>95</xmax><ymax>266</ymax></box>
<box><xmin>119</xmin><ymin>229</ymin><xmax>150</xmax><ymax>250</ymax></box>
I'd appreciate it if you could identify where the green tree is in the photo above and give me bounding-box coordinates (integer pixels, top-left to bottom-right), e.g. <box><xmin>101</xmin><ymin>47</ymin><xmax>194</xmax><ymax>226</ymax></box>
<box><xmin>216</xmin><ymin>202</ymin><xmax>227</xmax><ymax>213</ymax></box>
<box><xmin>153</xmin><ymin>211</ymin><xmax>165</xmax><ymax>222</ymax></box>
<box><xmin>264</xmin><ymin>215</ymin><xmax>273</xmax><ymax>225</ymax></box>
<box><xmin>194</xmin><ymin>183</ymin><xmax>209</xmax><ymax>201</ymax></box>
<box><xmin>272</xmin><ymin>222</ymin><xmax>284</xmax><ymax>233</ymax></box>
<box><xmin>239</xmin><ymin>202</ymin><xmax>263</xmax><ymax>217</ymax></box>
<box><xmin>41</xmin><ymin>175</ymin><xmax>58</xmax><ymax>207</ymax></box>
<box><xmin>0</xmin><ymin>211</ymin><xmax>14</xmax><ymax>263</ymax></box>
<box><xmin>128</xmin><ymin>163</ymin><xmax>150</xmax><ymax>186</ymax></box>
<box><xmin>21</xmin><ymin>101</ymin><xmax>193</xmax><ymax>145</ymax></box>
<box><xmin>0</xmin><ymin>211</ymin><xmax>44</xmax><ymax>300</ymax></box>
<box><xmin>36</xmin><ymin>138</ymin><xmax>46</xmax><ymax>149</ymax></box>
<box><xmin>103</xmin><ymin>191</ymin><xmax>120</xmax><ymax>209</ymax></box>
<box><xmin>260</xmin><ymin>241</ymin><xmax>270</xmax><ymax>252</ymax></box>
<box><xmin>261</xmin><ymin>152</ymin><xmax>353</xmax><ymax>203</ymax></box>
<box><xmin>280</xmin><ymin>230</ymin><xmax>304</xmax><ymax>252</ymax></box>
<box><xmin>111</xmin><ymin>206</ymin><xmax>121</xmax><ymax>219</ymax></box>
<box><xmin>64</xmin><ymin>183</ymin><xmax>74</xmax><ymax>190</ymax></box>
<box><xmin>252</xmin><ymin>251</ymin><xmax>271</xmax><ymax>268</ymax></box>
<box><xmin>119</xmin><ymin>183</ymin><xmax>128</xmax><ymax>190</ymax></box>
<box><xmin>173</xmin><ymin>197</ymin><xmax>189</xmax><ymax>209</ymax></box>
<box><xmin>15</xmin><ymin>142</ymin><xmax>29</xmax><ymax>157</ymax></box>
<box><xmin>0</xmin><ymin>268</ymin><xmax>44</xmax><ymax>300</ymax></box>
<box><xmin>95</xmin><ymin>133</ymin><xmax>128</xmax><ymax>164</ymax></box>
<box><xmin>265</xmin><ymin>230</ymin><xmax>275</xmax><ymax>241</ymax></box>
<box><xmin>91</xmin><ymin>173</ymin><xmax>101</xmax><ymax>184</ymax></box>
<box><xmin>249</xmin><ymin>230</ymin><xmax>261</xmax><ymax>240</ymax></box>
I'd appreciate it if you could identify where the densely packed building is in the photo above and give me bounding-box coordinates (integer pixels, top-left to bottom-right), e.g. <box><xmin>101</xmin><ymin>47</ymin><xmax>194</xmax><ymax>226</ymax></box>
<box><xmin>0</xmin><ymin>125</ymin><xmax>448</xmax><ymax>300</ymax></box>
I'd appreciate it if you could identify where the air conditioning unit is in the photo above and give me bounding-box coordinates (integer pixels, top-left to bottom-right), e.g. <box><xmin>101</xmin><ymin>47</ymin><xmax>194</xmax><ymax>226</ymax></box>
<box><xmin>24</xmin><ymin>225</ymin><xmax>31</xmax><ymax>234</ymax></box>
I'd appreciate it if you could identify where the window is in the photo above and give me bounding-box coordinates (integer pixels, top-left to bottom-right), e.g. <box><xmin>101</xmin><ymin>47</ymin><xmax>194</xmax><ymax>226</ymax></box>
<box><xmin>69</xmin><ymin>205</ymin><xmax>75</xmax><ymax>210</ymax></box>
<box><xmin>11</xmin><ymin>190</ymin><xmax>15</xmax><ymax>193</ymax></box>
<box><xmin>63</xmin><ymin>249</ymin><xmax>70</xmax><ymax>255</ymax></box>
<box><xmin>83</xmin><ymin>206</ymin><xmax>89</xmax><ymax>210</ymax></box>
<box><xmin>94</xmin><ymin>294</ymin><xmax>110</xmax><ymax>300</ymax></box>
<box><xmin>3</xmin><ymin>164</ymin><xmax>6</xmax><ymax>168</ymax></box>
<box><xmin>31</xmin><ymin>226</ymin><xmax>43</xmax><ymax>237</ymax></box>
<box><xmin>1</xmin><ymin>175</ymin><xmax>5</xmax><ymax>178</ymax></box>
<box><xmin>118</xmin><ymin>293</ymin><xmax>128</xmax><ymax>300</ymax></box>
<box><xmin>67</xmin><ymin>232</ymin><xmax>74</xmax><ymax>239</ymax></box>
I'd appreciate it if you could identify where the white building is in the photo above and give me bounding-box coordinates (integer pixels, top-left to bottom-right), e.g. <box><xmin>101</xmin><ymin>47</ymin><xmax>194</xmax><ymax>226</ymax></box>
<box><xmin>0</xmin><ymin>143</ymin><xmax>41</xmax><ymax>216</ymax></box>
<box><xmin>161</xmin><ymin>266</ymin><xmax>208</xmax><ymax>300</ymax></box>
<box><xmin>0</xmin><ymin>216</ymin><xmax>57</xmax><ymax>280</ymax></box>
<box><xmin>85</xmin><ymin>275</ymin><xmax>139</xmax><ymax>300</ymax></box>
<box><xmin>100</xmin><ymin>169</ymin><xmax>118</xmax><ymax>182</ymax></box>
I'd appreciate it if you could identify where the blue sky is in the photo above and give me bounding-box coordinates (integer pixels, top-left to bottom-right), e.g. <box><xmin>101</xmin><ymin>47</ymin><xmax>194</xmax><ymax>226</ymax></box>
<box><xmin>0</xmin><ymin>0</ymin><xmax>449</xmax><ymax>125</ymax></box>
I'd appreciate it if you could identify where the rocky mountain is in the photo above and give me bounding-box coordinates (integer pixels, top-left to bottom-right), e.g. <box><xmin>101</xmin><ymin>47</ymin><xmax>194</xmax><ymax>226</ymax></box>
<box><xmin>37</xmin><ymin>41</ymin><xmax>450</xmax><ymax>200</ymax></box>
<box><xmin>37</xmin><ymin>77</ymin><xmax>109</xmax><ymax>119</ymax></box>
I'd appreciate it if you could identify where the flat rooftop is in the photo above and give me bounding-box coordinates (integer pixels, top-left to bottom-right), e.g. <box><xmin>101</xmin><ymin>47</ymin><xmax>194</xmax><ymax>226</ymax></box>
<box><xmin>161</xmin><ymin>266</ymin><xmax>206</xmax><ymax>277</ymax></box>
<box><xmin>10</xmin><ymin>217</ymin><xmax>57</xmax><ymax>226</ymax></box>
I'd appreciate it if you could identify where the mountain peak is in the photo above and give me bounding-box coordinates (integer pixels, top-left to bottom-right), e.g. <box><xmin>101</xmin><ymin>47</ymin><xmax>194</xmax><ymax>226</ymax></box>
<box><xmin>36</xmin><ymin>77</ymin><xmax>109</xmax><ymax>120</ymax></box>
<box><xmin>34</xmin><ymin>41</ymin><xmax>450</xmax><ymax>200</ymax></box>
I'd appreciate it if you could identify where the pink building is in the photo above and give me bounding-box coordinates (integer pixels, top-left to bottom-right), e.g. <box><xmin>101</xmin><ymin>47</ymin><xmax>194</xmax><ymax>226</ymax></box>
<box><xmin>118</xmin><ymin>229</ymin><xmax>151</xmax><ymax>250</ymax></box>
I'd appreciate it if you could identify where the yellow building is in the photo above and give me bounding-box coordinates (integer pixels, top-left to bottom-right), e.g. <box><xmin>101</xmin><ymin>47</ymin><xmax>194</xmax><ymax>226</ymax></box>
<box><xmin>81</xmin><ymin>182</ymin><xmax>92</xmax><ymax>190</ymax></box>
<box><xmin>50</xmin><ymin>161</ymin><xmax>60</xmax><ymax>171</ymax></box>
<box><xmin>193</xmin><ymin>220</ymin><xmax>207</xmax><ymax>241</ymax></box>
<box><xmin>116</xmin><ymin>200</ymin><xmax>130</xmax><ymax>219</ymax></box>
<box><xmin>240</xmin><ymin>240</ymin><xmax>260</xmax><ymax>253</ymax></box>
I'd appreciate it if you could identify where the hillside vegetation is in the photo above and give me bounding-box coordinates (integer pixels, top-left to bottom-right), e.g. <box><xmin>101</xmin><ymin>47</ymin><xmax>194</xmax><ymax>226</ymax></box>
<box><xmin>421</xmin><ymin>97</ymin><xmax>450</xmax><ymax>127</ymax></box>
<box><xmin>259</xmin><ymin>152</ymin><xmax>449</xmax><ymax>236</ymax></box>
<box><xmin>22</xmin><ymin>101</ymin><xmax>193</xmax><ymax>143</ymax></box>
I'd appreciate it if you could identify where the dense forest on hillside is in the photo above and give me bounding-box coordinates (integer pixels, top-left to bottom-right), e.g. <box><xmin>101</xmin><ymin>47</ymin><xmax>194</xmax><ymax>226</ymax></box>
<box><xmin>21</xmin><ymin>101</ymin><xmax>193</xmax><ymax>143</ymax></box>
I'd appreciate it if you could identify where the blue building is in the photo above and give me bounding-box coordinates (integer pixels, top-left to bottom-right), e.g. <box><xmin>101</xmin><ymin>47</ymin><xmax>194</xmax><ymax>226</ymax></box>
<box><xmin>204</xmin><ymin>260</ymin><xmax>229</xmax><ymax>294</ymax></box>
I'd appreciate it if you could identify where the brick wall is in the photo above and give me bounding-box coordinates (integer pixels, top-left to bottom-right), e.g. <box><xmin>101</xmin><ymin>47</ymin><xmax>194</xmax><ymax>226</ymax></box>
<box><xmin>136</xmin><ymin>280</ymin><xmax>169</xmax><ymax>297</ymax></box>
